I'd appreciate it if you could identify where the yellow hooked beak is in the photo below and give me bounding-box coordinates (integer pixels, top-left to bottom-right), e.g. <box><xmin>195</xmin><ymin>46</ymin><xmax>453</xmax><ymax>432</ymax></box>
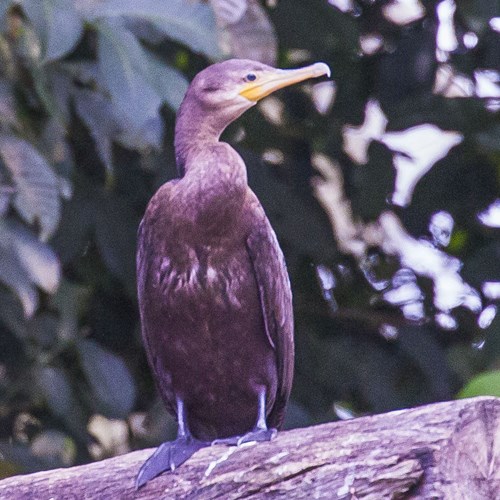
<box><xmin>239</xmin><ymin>62</ymin><xmax>331</xmax><ymax>102</ymax></box>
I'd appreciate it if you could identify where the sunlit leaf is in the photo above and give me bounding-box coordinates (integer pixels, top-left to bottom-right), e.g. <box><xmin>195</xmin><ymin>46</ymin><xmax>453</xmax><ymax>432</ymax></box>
<box><xmin>86</xmin><ymin>0</ymin><xmax>221</xmax><ymax>59</ymax></box>
<box><xmin>21</xmin><ymin>0</ymin><xmax>83</xmax><ymax>61</ymax></box>
<box><xmin>0</xmin><ymin>135</ymin><xmax>61</xmax><ymax>241</ymax></box>
<box><xmin>77</xmin><ymin>338</ymin><xmax>136</xmax><ymax>419</ymax></box>
<box><xmin>457</xmin><ymin>370</ymin><xmax>500</xmax><ymax>398</ymax></box>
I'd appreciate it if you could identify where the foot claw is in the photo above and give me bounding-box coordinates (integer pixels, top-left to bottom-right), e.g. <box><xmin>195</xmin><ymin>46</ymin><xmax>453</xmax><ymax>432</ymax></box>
<box><xmin>135</xmin><ymin>437</ymin><xmax>207</xmax><ymax>489</ymax></box>
<box><xmin>211</xmin><ymin>428</ymin><xmax>277</xmax><ymax>448</ymax></box>
<box><xmin>237</xmin><ymin>427</ymin><xmax>277</xmax><ymax>445</ymax></box>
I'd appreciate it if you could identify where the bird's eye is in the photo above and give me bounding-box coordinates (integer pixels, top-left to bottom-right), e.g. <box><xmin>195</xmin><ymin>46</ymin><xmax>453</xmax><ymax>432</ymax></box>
<box><xmin>246</xmin><ymin>73</ymin><xmax>257</xmax><ymax>81</ymax></box>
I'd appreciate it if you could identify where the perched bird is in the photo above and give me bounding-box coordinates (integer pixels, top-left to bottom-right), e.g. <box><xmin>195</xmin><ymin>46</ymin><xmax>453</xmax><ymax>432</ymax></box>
<box><xmin>136</xmin><ymin>59</ymin><xmax>330</xmax><ymax>488</ymax></box>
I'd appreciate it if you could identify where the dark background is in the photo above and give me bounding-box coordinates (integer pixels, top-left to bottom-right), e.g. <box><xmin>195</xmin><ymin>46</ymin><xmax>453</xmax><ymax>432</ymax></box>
<box><xmin>0</xmin><ymin>0</ymin><xmax>499</xmax><ymax>476</ymax></box>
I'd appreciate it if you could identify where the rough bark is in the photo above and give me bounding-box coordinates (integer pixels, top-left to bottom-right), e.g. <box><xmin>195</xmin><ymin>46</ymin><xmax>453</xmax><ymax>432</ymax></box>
<box><xmin>0</xmin><ymin>396</ymin><xmax>498</xmax><ymax>499</ymax></box>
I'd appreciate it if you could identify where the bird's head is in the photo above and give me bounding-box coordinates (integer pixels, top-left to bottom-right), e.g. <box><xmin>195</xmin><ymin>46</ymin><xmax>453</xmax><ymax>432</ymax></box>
<box><xmin>184</xmin><ymin>59</ymin><xmax>331</xmax><ymax>127</ymax></box>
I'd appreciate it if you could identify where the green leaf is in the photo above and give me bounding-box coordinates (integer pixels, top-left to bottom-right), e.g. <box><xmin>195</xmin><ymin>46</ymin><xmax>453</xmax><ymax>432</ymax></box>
<box><xmin>0</xmin><ymin>289</ymin><xmax>28</xmax><ymax>338</ymax></box>
<box><xmin>21</xmin><ymin>0</ymin><xmax>83</xmax><ymax>61</ymax></box>
<box><xmin>77</xmin><ymin>338</ymin><xmax>136</xmax><ymax>419</ymax></box>
<box><xmin>50</xmin><ymin>190</ymin><xmax>96</xmax><ymax>265</ymax></box>
<box><xmin>457</xmin><ymin>371</ymin><xmax>500</xmax><ymax>399</ymax></box>
<box><xmin>0</xmin><ymin>247</ymin><xmax>38</xmax><ymax>318</ymax></box>
<box><xmin>0</xmin><ymin>2</ymin><xmax>12</xmax><ymax>31</ymax></box>
<box><xmin>26</xmin><ymin>312</ymin><xmax>58</xmax><ymax>349</ymax></box>
<box><xmin>0</xmin><ymin>218</ymin><xmax>61</xmax><ymax>296</ymax></box>
<box><xmin>0</xmin><ymin>135</ymin><xmax>61</xmax><ymax>241</ymax></box>
<box><xmin>73</xmin><ymin>89</ymin><xmax>118</xmax><ymax>174</ymax></box>
<box><xmin>0</xmin><ymin>80</ymin><xmax>19</xmax><ymax>129</ymax></box>
<box><xmin>37</xmin><ymin>366</ymin><xmax>76</xmax><ymax>420</ymax></box>
<box><xmin>211</xmin><ymin>0</ymin><xmax>278</xmax><ymax>65</ymax></box>
<box><xmin>87</xmin><ymin>0</ymin><xmax>221</xmax><ymax>59</ymax></box>
<box><xmin>95</xmin><ymin>19</ymin><xmax>163</xmax><ymax>148</ymax></box>
<box><xmin>0</xmin><ymin>185</ymin><xmax>12</xmax><ymax>216</ymax></box>
<box><xmin>35</xmin><ymin>363</ymin><xmax>88</xmax><ymax>441</ymax></box>
<box><xmin>50</xmin><ymin>280</ymin><xmax>91</xmax><ymax>342</ymax></box>
<box><xmin>141</xmin><ymin>52</ymin><xmax>189</xmax><ymax>111</ymax></box>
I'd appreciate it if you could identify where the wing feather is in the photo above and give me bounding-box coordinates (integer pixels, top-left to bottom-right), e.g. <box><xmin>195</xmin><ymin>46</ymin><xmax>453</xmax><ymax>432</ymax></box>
<box><xmin>246</xmin><ymin>196</ymin><xmax>294</xmax><ymax>428</ymax></box>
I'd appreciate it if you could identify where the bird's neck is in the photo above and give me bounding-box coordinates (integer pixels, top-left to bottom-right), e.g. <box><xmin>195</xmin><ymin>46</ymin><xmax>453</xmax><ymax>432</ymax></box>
<box><xmin>174</xmin><ymin>99</ymin><xmax>226</xmax><ymax>176</ymax></box>
<box><xmin>173</xmin><ymin>97</ymin><xmax>248</xmax><ymax>233</ymax></box>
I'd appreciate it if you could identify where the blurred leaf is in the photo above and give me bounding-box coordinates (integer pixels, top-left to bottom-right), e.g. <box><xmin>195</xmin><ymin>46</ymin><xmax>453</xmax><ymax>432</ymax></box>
<box><xmin>142</xmin><ymin>53</ymin><xmax>189</xmax><ymax>111</ymax></box>
<box><xmin>0</xmin><ymin>246</ymin><xmax>38</xmax><ymax>318</ymax></box>
<box><xmin>88</xmin><ymin>0</ymin><xmax>221</xmax><ymax>59</ymax></box>
<box><xmin>0</xmin><ymin>289</ymin><xmax>28</xmax><ymax>338</ymax></box>
<box><xmin>0</xmin><ymin>441</ymin><xmax>46</xmax><ymax>474</ymax></box>
<box><xmin>50</xmin><ymin>280</ymin><xmax>91</xmax><ymax>342</ymax></box>
<box><xmin>95</xmin><ymin>19</ymin><xmax>162</xmax><ymax>148</ymax></box>
<box><xmin>211</xmin><ymin>0</ymin><xmax>277</xmax><ymax>65</ymax></box>
<box><xmin>73</xmin><ymin>89</ymin><xmax>117</xmax><ymax>174</ymax></box>
<box><xmin>0</xmin><ymin>135</ymin><xmax>61</xmax><ymax>241</ymax></box>
<box><xmin>457</xmin><ymin>370</ymin><xmax>500</xmax><ymax>398</ymax></box>
<box><xmin>241</xmin><ymin>149</ymin><xmax>338</xmax><ymax>264</ymax></box>
<box><xmin>0</xmin><ymin>185</ymin><xmax>12</xmax><ymax>216</ymax></box>
<box><xmin>77</xmin><ymin>338</ymin><xmax>136</xmax><ymax>419</ymax></box>
<box><xmin>37</xmin><ymin>366</ymin><xmax>77</xmax><ymax>421</ymax></box>
<box><xmin>21</xmin><ymin>0</ymin><xmax>83</xmax><ymax>62</ymax></box>
<box><xmin>476</xmin><ymin>124</ymin><xmax>500</xmax><ymax>154</ymax></box>
<box><xmin>463</xmin><ymin>241</ymin><xmax>500</xmax><ymax>287</ymax></box>
<box><xmin>30</xmin><ymin>429</ymin><xmax>76</xmax><ymax>467</ymax></box>
<box><xmin>0</xmin><ymin>459</ymin><xmax>21</xmax><ymax>480</ymax></box>
<box><xmin>457</xmin><ymin>0</ymin><xmax>500</xmax><ymax>32</ymax></box>
<box><xmin>0</xmin><ymin>218</ymin><xmax>60</xmax><ymax>295</ymax></box>
<box><xmin>50</xmin><ymin>192</ymin><xmax>96</xmax><ymax>265</ymax></box>
<box><xmin>352</xmin><ymin>142</ymin><xmax>395</xmax><ymax>220</ymax></box>
<box><xmin>0</xmin><ymin>80</ymin><xmax>19</xmax><ymax>129</ymax></box>
<box><xmin>26</xmin><ymin>312</ymin><xmax>58</xmax><ymax>349</ymax></box>
<box><xmin>95</xmin><ymin>195</ymin><xmax>138</xmax><ymax>296</ymax></box>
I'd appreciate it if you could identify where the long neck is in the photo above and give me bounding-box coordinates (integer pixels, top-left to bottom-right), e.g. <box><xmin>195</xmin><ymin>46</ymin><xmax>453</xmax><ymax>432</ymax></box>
<box><xmin>173</xmin><ymin>94</ymin><xmax>248</xmax><ymax>234</ymax></box>
<box><xmin>174</xmin><ymin>95</ymin><xmax>225</xmax><ymax>176</ymax></box>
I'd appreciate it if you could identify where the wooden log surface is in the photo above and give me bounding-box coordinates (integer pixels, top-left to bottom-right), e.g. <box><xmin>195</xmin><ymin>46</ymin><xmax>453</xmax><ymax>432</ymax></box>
<box><xmin>0</xmin><ymin>396</ymin><xmax>498</xmax><ymax>499</ymax></box>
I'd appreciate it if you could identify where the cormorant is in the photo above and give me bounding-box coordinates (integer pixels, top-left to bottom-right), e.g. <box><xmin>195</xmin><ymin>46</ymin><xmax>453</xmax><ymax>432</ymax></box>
<box><xmin>136</xmin><ymin>59</ymin><xmax>330</xmax><ymax>488</ymax></box>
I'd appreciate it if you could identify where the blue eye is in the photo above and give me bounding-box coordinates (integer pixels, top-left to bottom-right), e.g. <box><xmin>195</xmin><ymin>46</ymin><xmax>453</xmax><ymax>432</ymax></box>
<box><xmin>246</xmin><ymin>73</ymin><xmax>257</xmax><ymax>81</ymax></box>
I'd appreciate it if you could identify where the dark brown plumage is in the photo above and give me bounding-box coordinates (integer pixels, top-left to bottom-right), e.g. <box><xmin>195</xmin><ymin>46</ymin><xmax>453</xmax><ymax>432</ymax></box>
<box><xmin>136</xmin><ymin>59</ymin><xmax>330</xmax><ymax>487</ymax></box>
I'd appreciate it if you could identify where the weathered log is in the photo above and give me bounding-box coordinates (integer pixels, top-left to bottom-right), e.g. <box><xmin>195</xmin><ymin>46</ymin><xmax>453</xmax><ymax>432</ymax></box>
<box><xmin>0</xmin><ymin>396</ymin><xmax>498</xmax><ymax>499</ymax></box>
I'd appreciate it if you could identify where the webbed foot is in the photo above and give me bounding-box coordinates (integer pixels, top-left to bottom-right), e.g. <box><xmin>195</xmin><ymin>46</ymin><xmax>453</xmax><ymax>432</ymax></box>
<box><xmin>211</xmin><ymin>427</ymin><xmax>277</xmax><ymax>447</ymax></box>
<box><xmin>136</xmin><ymin>436</ymin><xmax>208</xmax><ymax>489</ymax></box>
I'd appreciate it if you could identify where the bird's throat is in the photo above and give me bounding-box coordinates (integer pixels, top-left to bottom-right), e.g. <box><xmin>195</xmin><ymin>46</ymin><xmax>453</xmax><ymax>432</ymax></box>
<box><xmin>175</xmin><ymin>100</ymin><xmax>225</xmax><ymax>177</ymax></box>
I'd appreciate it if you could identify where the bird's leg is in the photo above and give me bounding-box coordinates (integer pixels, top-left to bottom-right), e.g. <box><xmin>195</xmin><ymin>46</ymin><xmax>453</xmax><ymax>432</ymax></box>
<box><xmin>135</xmin><ymin>397</ymin><xmax>209</xmax><ymax>489</ymax></box>
<box><xmin>212</xmin><ymin>387</ymin><xmax>277</xmax><ymax>446</ymax></box>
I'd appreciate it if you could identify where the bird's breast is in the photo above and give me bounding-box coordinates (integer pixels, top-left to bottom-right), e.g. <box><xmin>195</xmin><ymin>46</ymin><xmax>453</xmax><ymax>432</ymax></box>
<box><xmin>154</xmin><ymin>244</ymin><xmax>249</xmax><ymax>311</ymax></box>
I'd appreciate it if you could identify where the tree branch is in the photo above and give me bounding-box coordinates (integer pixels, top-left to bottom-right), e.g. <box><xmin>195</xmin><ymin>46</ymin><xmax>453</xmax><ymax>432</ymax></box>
<box><xmin>0</xmin><ymin>397</ymin><xmax>498</xmax><ymax>499</ymax></box>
